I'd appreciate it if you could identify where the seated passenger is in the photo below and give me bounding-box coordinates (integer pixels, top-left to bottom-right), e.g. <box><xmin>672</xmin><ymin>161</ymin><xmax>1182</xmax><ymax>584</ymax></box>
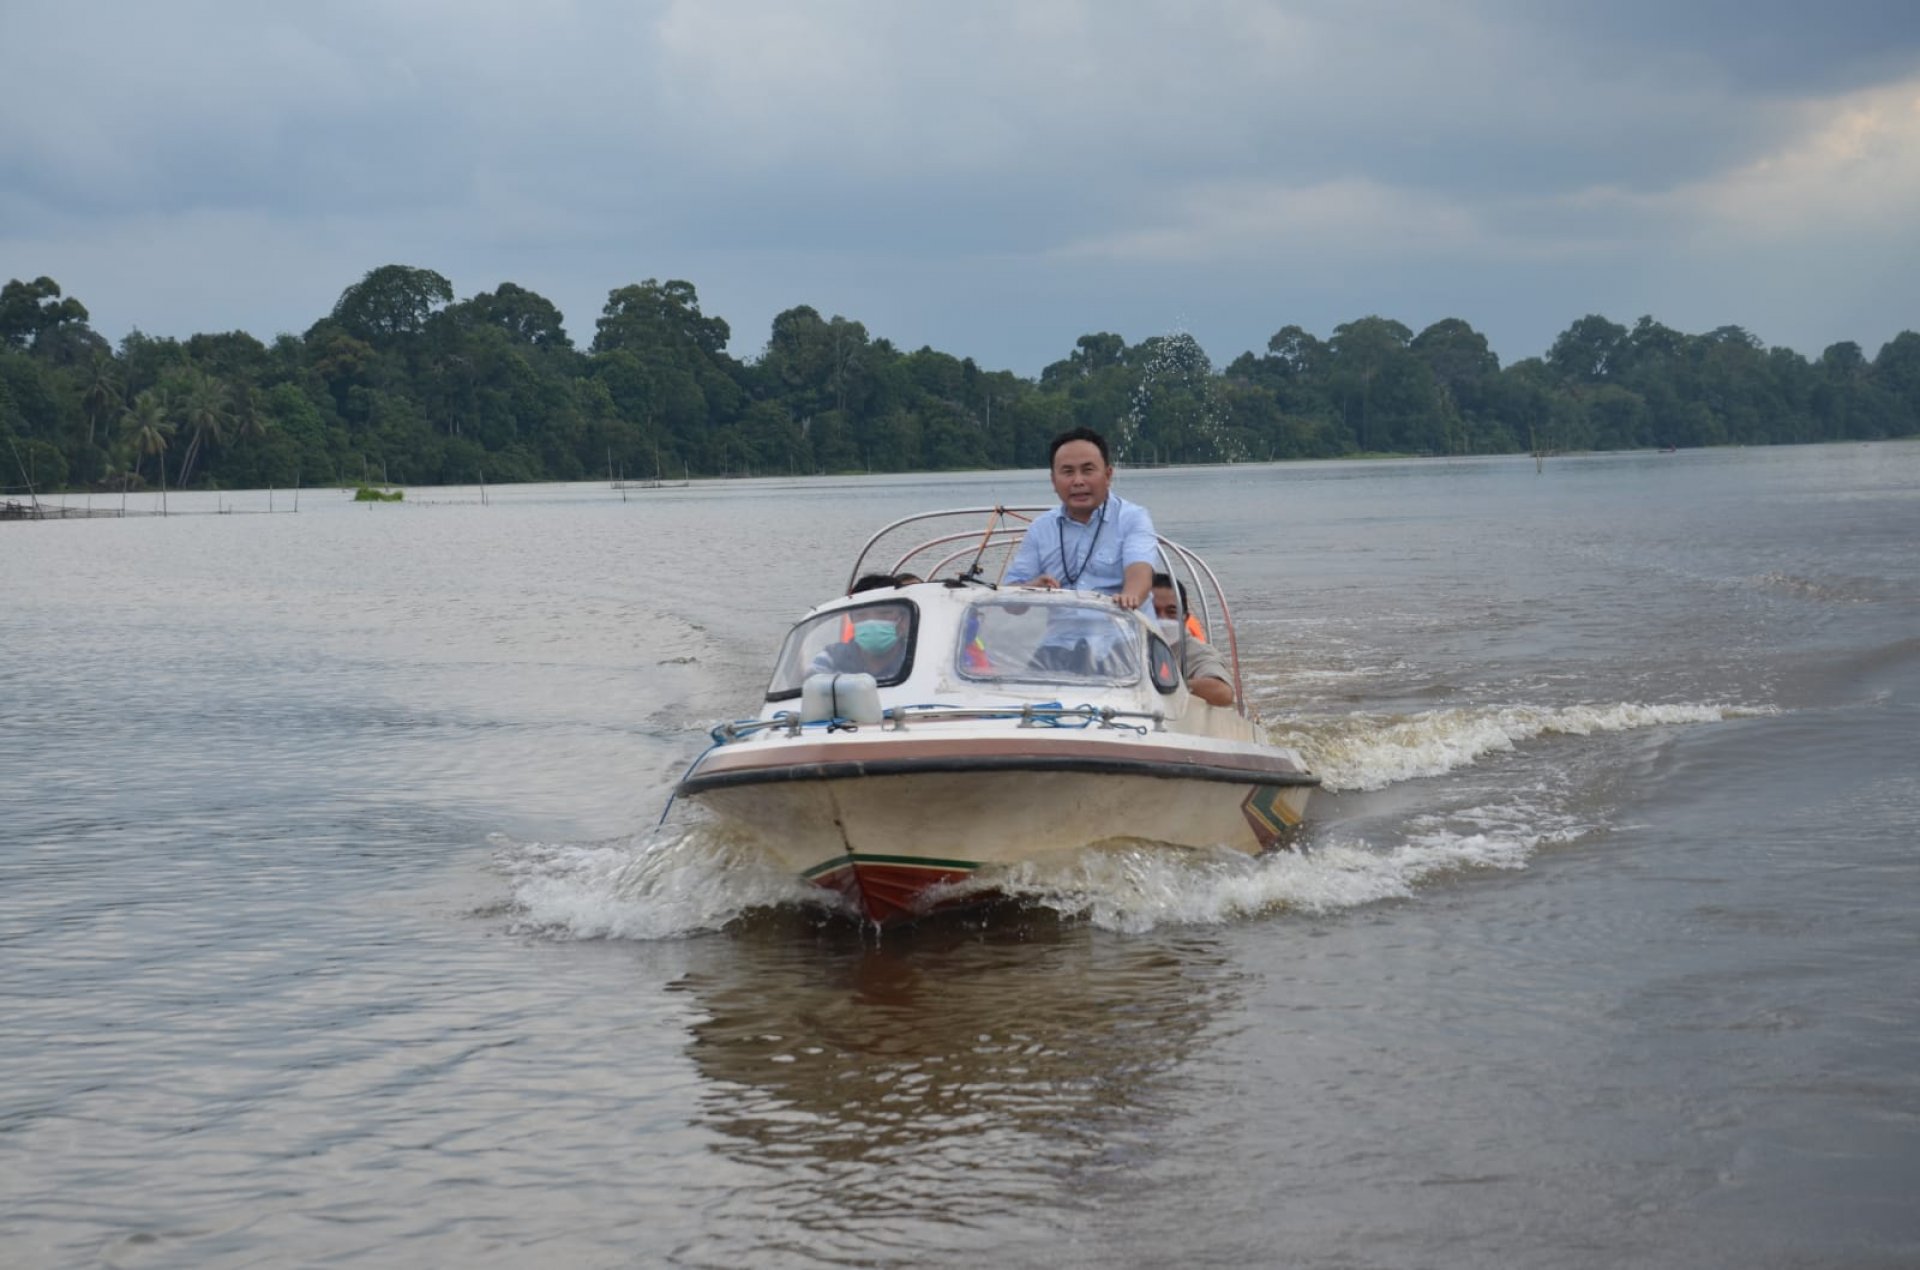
<box><xmin>1144</xmin><ymin>568</ymin><xmax>1205</xmax><ymax>637</ymax></box>
<box><xmin>811</xmin><ymin>603</ymin><xmax>912</xmax><ymax>680</ymax></box>
<box><xmin>838</xmin><ymin>573</ymin><xmax>903</xmax><ymax>643</ymax></box>
<box><xmin>1150</xmin><ymin>573</ymin><xmax>1233</xmax><ymax>706</ymax></box>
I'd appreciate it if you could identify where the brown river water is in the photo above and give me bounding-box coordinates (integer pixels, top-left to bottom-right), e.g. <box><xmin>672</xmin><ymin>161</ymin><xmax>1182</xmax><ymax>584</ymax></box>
<box><xmin>3</xmin><ymin>442</ymin><xmax>1917</xmax><ymax>1267</ymax></box>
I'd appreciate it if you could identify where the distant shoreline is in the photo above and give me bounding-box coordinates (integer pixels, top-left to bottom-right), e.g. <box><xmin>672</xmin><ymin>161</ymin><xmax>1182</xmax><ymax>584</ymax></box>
<box><xmin>7</xmin><ymin>270</ymin><xmax>1917</xmax><ymax>497</ymax></box>
<box><xmin>14</xmin><ymin>439</ymin><xmax>1919</xmax><ymax>521</ymax></box>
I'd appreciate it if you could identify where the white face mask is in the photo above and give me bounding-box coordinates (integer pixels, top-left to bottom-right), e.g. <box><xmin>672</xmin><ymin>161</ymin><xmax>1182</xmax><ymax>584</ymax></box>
<box><xmin>1157</xmin><ymin>618</ymin><xmax>1184</xmax><ymax>643</ymax></box>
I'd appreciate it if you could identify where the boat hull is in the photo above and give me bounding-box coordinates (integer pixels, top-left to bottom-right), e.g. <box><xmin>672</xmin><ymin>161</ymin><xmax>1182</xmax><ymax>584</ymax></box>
<box><xmin>684</xmin><ymin>757</ymin><xmax>1313</xmax><ymax>925</ymax></box>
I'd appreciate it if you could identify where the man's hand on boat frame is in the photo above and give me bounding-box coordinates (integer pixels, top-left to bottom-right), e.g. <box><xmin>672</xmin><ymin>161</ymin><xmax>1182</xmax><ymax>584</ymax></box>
<box><xmin>1013</xmin><ymin>576</ymin><xmax>1148</xmax><ymax>610</ymax></box>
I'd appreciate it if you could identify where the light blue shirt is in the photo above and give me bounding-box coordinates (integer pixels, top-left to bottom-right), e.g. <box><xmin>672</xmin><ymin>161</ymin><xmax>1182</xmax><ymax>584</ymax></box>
<box><xmin>1006</xmin><ymin>494</ymin><xmax>1159</xmax><ymax>594</ymax></box>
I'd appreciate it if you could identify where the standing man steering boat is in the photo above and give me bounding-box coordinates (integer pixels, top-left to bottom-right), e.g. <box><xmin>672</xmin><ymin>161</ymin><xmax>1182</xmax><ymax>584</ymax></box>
<box><xmin>1005</xmin><ymin>427</ymin><xmax>1158</xmax><ymax>610</ymax></box>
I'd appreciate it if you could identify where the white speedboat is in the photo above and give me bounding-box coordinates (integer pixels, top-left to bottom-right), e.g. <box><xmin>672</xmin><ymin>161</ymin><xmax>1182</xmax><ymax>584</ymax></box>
<box><xmin>674</xmin><ymin>507</ymin><xmax>1318</xmax><ymax>925</ymax></box>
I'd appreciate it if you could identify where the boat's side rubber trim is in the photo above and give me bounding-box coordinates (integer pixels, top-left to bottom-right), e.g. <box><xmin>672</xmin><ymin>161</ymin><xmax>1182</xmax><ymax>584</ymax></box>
<box><xmin>678</xmin><ymin>754</ymin><xmax>1322</xmax><ymax>796</ymax></box>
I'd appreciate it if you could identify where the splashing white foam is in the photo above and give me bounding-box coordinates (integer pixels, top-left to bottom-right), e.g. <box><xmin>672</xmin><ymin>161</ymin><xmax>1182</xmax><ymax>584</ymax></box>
<box><xmin>496</xmin><ymin>826</ymin><xmax>825</xmax><ymax>940</ymax></box>
<box><xmin>1273</xmin><ymin>700</ymin><xmax>1776</xmax><ymax>792</ymax></box>
<box><xmin>493</xmin><ymin>824</ymin><xmax>1564</xmax><ymax>939</ymax></box>
<box><xmin>983</xmin><ymin>830</ymin><xmax>1548</xmax><ymax>933</ymax></box>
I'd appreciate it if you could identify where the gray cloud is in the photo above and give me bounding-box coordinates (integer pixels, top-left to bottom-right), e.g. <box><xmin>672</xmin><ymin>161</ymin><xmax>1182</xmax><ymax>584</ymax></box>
<box><xmin>2</xmin><ymin>0</ymin><xmax>1915</xmax><ymax>372</ymax></box>
<box><xmin>1510</xmin><ymin>0</ymin><xmax>1920</xmax><ymax>95</ymax></box>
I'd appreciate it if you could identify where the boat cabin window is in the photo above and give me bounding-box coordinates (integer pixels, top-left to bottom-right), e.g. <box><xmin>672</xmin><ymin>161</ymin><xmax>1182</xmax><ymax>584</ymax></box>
<box><xmin>765</xmin><ymin>600</ymin><xmax>918</xmax><ymax>700</ymax></box>
<box><xmin>954</xmin><ymin>599</ymin><xmax>1143</xmax><ymax>686</ymax></box>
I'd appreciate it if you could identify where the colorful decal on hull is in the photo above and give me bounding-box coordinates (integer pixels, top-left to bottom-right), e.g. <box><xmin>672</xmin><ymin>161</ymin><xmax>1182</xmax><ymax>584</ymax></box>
<box><xmin>806</xmin><ymin>853</ymin><xmax>983</xmax><ymax>926</ymax></box>
<box><xmin>1240</xmin><ymin>784</ymin><xmax>1302</xmax><ymax>850</ymax></box>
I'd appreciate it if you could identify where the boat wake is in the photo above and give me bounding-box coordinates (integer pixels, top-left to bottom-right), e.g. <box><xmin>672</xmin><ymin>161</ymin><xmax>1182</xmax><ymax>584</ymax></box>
<box><xmin>494</xmin><ymin>827</ymin><xmax>831</xmax><ymax>941</ymax></box>
<box><xmin>496</xmin><ymin>698</ymin><xmax>1776</xmax><ymax>938</ymax></box>
<box><xmin>1270</xmin><ymin>699</ymin><xmax>1776</xmax><ymax>792</ymax></box>
<box><xmin>493</xmin><ymin>825</ymin><xmax>1560</xmax><ymax>938</ymax></box>
<box><xmin>977</xmin><ymin>835</ymin><xmax>1536</xmax><ymax>934</ymax></box>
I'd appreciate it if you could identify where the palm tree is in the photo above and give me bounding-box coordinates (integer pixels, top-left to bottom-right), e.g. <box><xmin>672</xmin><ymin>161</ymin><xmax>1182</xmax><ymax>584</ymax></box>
<box><xmin>121</xmin><ymin>389</ymin><xmax>175</xmax><ymax>510</ymax></box>
<box><xmin>172</xmin><ymin>371</ymin><xmax>232</xmax><ymax>488</ymax></box>
<box><xmin>227</xmin><ymin>385</ymin><xmax>275</xmax><ymax>487</ymax></box>
<box><xmin>79</xmin><ymin>355</ymin><xmax>122</xmax><ymax>451</ymax></box>
<box><xmin>229</xmin><ymin>384</ymin><xmax>270</xmax><ymax>444</ymax></box>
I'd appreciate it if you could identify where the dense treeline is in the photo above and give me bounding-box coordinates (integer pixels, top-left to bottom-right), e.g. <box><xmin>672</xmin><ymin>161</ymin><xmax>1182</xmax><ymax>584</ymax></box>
<box><xmin>2</xmin><ymin>266</ymin><xmax>1916</xmax><ymax>494</ymax></box>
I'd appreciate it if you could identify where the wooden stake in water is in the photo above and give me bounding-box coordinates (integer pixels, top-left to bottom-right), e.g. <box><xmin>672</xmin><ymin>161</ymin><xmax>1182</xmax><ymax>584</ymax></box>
<box><xmin>6</xmin><ymin>434</ymin><xmax>42</xmax><ymax>518</ymax></box>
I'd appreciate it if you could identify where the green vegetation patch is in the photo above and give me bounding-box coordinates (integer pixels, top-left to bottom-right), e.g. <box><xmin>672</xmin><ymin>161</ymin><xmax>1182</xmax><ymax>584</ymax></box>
<box><xmin>4</xmin><ymin>267</ymin><xmax>1919</xmax><ymax>493</ymax></box>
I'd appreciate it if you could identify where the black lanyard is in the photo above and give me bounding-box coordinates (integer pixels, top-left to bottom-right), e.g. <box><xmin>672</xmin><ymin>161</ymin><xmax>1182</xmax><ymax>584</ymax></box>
<box><xmin>1056</xmin><ymin>502</ymin><xmax>1107</xmax><ymax>588</ymax></box>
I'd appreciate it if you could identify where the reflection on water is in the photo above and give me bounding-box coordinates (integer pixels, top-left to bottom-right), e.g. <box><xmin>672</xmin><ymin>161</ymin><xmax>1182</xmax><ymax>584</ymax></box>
<box><xmin>673</xmin><ymin>911</ymin><xmax>1236</xmax><ymax>1255</ymax></box>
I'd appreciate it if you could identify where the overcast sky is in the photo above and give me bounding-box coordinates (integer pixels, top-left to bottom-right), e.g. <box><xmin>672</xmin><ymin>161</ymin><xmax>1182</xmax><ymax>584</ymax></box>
<box><xmin>3</xmin><ymin>1</ymin><xmax>1917</xmax><ymax>374</ymax></box>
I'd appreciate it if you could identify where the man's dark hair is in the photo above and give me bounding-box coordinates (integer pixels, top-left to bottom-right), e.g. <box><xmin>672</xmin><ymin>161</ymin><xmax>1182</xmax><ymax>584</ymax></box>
<box><xmin>1048</xmin><ymin>426</ymin><xmax>1111</xmax><ymax>466</ymax></box>
<box><xmin>1150</xmin><ymin>572</ymin><xmax>1193</xmax><ymax>613</ymax></box>
<box><xmin>849</xmin><ymin>573</ymin><xmax>901</xmax><ymax>594</ymax></box>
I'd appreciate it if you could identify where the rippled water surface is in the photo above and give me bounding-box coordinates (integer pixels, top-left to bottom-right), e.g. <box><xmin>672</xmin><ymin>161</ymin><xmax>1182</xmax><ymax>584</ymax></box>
<box><xmin>4</xmin><ymin>444</ymin><xmax>1918</xmax><ymax>1267</ymax></box>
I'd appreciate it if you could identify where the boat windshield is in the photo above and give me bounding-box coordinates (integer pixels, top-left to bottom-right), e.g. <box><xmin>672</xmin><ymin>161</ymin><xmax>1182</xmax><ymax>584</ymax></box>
<box><xmin>765</xmin><ymin>600</ymin><xmax>918</xmax><ymax>700</ymax></box>
<box><xmin>954</xmin><ymin>599</ymin><xmax>1143</xmax><ymax>686</ymax></box>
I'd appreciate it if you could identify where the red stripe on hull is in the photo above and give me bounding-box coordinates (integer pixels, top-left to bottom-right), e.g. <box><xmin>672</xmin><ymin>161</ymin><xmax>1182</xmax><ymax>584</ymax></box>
<box><xmin>811</xmin><ymin>860</ymin><xmax>982</xmax><ymax>926</ymax></box>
